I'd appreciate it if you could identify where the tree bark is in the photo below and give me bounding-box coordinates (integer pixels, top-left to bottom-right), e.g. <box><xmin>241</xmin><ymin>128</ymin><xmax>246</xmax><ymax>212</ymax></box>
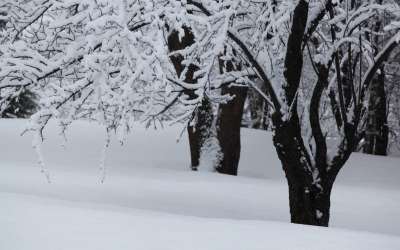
<box><xmin>363</xmin><ymin>66</ymin><xmax>388</xmax><ymax>155</ymax></box>
<box><xmin>287</xmin><ymin>180</ymin><xmax>331</xmax><ymax>226</ymax></box>
<box><xmin>362</xmin><ymin>2</ymin><xmax>389</xmax><ymax>156</ymax></box>
<box><xmin>188</xmin><ymin>97</ymin><xmax>214</xmax><ymax>170</ymax></box>
<box><xmin>273</xmin><ymin>0</ymin><xmax>332</xmax><ymax>227</ymax></box>
<box><xmin>217</xmin><ymin>85</ymin><xmax>247</xmax><ymax>175</ymax></box>
<box><xmin>273</xmin><ymin>117</ymin><xmax>332</xmax><ymax>226</ymax></box>
<box><xmin>215</xmin><ymin>53</ymin><xmax>248</xmax><ymax>175</ymax></box>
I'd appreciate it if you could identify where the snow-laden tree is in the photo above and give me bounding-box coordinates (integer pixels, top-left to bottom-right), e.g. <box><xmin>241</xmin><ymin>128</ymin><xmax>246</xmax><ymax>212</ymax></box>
<box><xmin>0</xmin><ymin>0</ymin><xmax>255</xmax><ymax>174</ymax></box>
<box><xmin>2</xmin><ymin>0</ymin><xmax>400</xmax><ymax>226</ymax></box>
<box><xmin>183</xmin><ymin>0</ymin><xmax>400</xmax><ymax>226</ymax></box>
<box><xmin>0</xmin><ymin>0</ymin><xmax>226</xmax><ymax>133</ymax></box>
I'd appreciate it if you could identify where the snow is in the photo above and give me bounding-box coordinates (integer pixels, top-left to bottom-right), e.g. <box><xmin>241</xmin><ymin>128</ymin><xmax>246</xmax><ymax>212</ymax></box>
<box><xmin>1</xmin><ymin>119</ymin><xmax>400</xmax><ymax>250</ymax></box>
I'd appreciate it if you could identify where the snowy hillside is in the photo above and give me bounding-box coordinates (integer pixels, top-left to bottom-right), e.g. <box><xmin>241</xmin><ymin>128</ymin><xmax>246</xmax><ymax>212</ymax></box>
<box><xmin>1</xmin><ymin>119</ymin><xmax>400</xmax><ymax>250</ymax></box>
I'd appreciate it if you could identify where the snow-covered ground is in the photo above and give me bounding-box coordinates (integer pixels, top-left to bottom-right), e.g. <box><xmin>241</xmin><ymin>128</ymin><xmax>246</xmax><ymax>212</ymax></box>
<box><xmin>1</xmin><ymin>119</ymin><xmax>400</xmax><ymax>250</ymax></box>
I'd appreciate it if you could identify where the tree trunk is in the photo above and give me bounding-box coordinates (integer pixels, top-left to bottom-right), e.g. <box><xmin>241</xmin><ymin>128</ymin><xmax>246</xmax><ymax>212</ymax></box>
<box><xmin>363</xmin><ymin>2</ymin><xmax>389</xmax><ymax>156</ymax></box>
<box><xmin>363</xmin><ymin>66</ymin><xmax>388</xmax><ymax>155</ymax></box>
<box><xmin>287</xmin><ymin>180</ymin><xmax>331</xmax><ymax>226</ymax></box>
<box><xmin>188</xmin><ymin>97</ymin><xmax>214</xmax><ymax>170</ymax></box>
<box><xmin>274</xmin><ymin>0</ymin><xmax>335</xmax><ymax>226</ymax></box>
<box><xmin>216</xmin><ymin>85</ymin><xmax>247</xmax><ymax>175</ymax></box>
<box><xmin>341</xmin><ymin>57</ymin><xmax>353</xmax><ymax>110</ymax></box>
<box><xmin>216</xmin><ymin>52</ymin><xmax>248</xmax><ymax>175</ymax></box>
<box><xmin>273</xmin><ymin>111</ymin><xmax>332</xmax><ymax>226</ymax></box>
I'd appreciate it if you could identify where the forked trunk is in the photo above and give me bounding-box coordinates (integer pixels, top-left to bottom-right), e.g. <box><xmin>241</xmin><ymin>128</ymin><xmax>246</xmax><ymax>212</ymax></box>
<box><xmin>273</xmin><ymin>116</ymin><xmax>333</xmax><ymax>226</ymax></box>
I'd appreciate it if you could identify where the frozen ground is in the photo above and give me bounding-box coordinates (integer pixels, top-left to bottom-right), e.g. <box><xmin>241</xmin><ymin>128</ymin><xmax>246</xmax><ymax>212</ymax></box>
<box><xmin>1</xmin><ymin>119</ymin><xmax>400</xmax><ymax>250</ymax></box>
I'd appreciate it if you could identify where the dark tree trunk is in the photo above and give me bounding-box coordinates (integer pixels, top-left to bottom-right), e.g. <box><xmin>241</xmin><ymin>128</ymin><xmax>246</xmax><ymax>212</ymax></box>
<box><xmin>287</xmin><ymin>180</ymin><xmax>331</xmax><ymax>226</ymax></box>
<box><xmin>363</xmin><ymin>67</ymin><xmax>388</xmax><ymax>155</ymax></box>
<box><xmin>341</xmin><ymin>58</ymin><xmax>353</xmax><ymax>109</ymax></box>
<box><xmin>273</xmin><ymin>117</ymin><xmax>333</xmax><ymax>226</ymax></box>
<box><xmin>217</xmin><ymin>85</ymin><xmax>247</xmax><ymax>175</ymax></box>
<box><xmin>188</xmin><ymin>97</ymin><xmax>214</xmax><ymax>170</ymax></box>
<box><xmin>187</xmin><ymin>126</ymin><xmax>200</xmax><ymax>168</ymax></box>
<box><xmin>363</xmin><ymin>0</ymin><xmax>389</xmax><ymax>155</ymax></box>
<box><xmin>273</xmin><ymin>0</ymin><xmax>332</xmax><ymax>227</ymax></box>
<box><xmin>167</xmin><ymin>27</ymin><xmax>213</xmax><ymax>169</ymax></box>
<box><xmin>216</xmin><ymin>53</ymin><xmax>248</xmax><ymax>175</ymax></box>
<box><xmin>362</xmin><ymin>1</ymin><xmax>388</xmax><ymax>156</ymax></box>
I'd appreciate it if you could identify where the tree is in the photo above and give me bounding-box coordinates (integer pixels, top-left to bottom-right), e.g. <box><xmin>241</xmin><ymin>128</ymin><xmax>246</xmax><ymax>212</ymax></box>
<box><xmin>188</xmin><ymin>0</ymin><xmax>400</xmax><ymax>226</ymax></box>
